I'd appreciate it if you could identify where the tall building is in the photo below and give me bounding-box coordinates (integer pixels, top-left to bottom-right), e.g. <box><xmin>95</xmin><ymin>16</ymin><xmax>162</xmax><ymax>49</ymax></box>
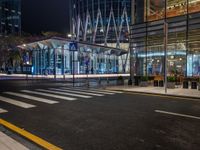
<box><xmin>71</xmin><ymin>0</ymin><xmax>131</xmax><ymax>50</ymax></box>
<box><xmin>71</xmin><ymin>0</ymin><xmax>132</xmax><ymax>73</ymax></box>
<box><xmin>130</xmin><ymin>0</ymin><xmax>200</xmax><ymax>77</ymax></box>
<box><xmin>0</xmin><ymin>0</ymin><xmax>21</xmax><ymax>36</ymax></box>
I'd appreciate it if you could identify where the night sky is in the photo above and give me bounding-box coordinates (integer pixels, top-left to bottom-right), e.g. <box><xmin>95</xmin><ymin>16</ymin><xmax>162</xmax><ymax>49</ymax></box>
<box><xmin>21</xmin><ymin>0</ymin><xmax>70</xmax><ymax>35</ymax></box>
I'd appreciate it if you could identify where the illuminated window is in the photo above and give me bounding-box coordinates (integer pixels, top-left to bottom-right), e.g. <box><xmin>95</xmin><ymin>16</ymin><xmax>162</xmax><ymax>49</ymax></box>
<box><xmin>166</xmin><ymin>0</ymin><xmax>187</xmax><ymax>18</ymax></box>
<box><xmin>189</xmin><ymin>0</ymin><xmax>200</xmax><ymax>13</ymax></box>
<box><xmin>147</xmin><ymin>0</ymin><xmax>165</xmax><ymax>21</ymax></box>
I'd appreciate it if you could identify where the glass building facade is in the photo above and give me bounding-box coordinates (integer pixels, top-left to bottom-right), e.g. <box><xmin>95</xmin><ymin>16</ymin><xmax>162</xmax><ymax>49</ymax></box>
<box><xmin>0</xmin><ymin>0</ymin><xmax>21</xmax><ymax>36</ymax></box>
<box><xmin>130</xmin><ymin>0</ymin><xmax>200</xmax><ymax>77</ymax></box>
<box><xmin>71</xmin><ymin>0</ymin><xmax>132</xmax><ymax>73</ymax></box>
<box><xmin>71</xmin><ymin>0</ymin><xmax>131</xmax><ymax>50</ymax></box>
<box><xmin>19</xmin><ymin>37</ymin><xmax>128</xmax><ymax>76</ymax></box>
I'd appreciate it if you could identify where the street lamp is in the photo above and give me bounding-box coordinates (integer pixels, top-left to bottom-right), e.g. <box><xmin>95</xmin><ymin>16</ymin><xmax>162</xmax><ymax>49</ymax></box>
<box><xmin>68</xmin><ymin>33</ymin><xmax>77</xmax><ymax>87</ymax></box>
<box><xmin>164</xmin><ymin>20</ymin><xmax>168</xmax><ymax>94</ymax></box>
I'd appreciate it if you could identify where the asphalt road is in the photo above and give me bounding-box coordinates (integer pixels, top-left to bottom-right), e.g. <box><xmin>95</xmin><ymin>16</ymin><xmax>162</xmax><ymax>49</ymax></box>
<box><xmin>0</xmin><ymin>80</ymin><xmax>200</xmax><ymax>150</ymax></box>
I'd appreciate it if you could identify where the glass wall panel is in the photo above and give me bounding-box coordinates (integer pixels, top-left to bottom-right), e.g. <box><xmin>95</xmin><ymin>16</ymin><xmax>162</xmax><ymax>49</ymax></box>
<box><xmin>135</xmin><ymin>47</ymin><xmax>146</xmax><ymax>75</ymax></box>
<box><xmin>167</xmin><ymin>32</ymin><xmax>186</xmax><ymax>76</ymax></box>
<box><xmin>188</xmin><ymin>29</ymin><xmax>200</xmax><ymax>76</ymax></box>
<box><xmin>166</xmin><ymin>0</ymin><xmax>187</xmax><ymax>18</ymax></box>
<box><xmin>147</xmin><ymin>20</ymin><xmax>164</xmax><ymax>76</ymax></box>
<box><xmin>147</xmin><ymin>45</ymin><xmax>164</xmax><ymax>76</ymax></box>
<box><xmin>130</xmin><ymin>22</ymin><xmax>147</xmax><ymax>76</ymax></box>
<box><xmin>167</xmin><ymin>16</ymin><xmax>187</xmax><ymax>76</ymax></box>
<box><xmin>189</xmin><ymin>0</ymin><xmax>200</xmax><ymax>14</ymax></box>
<box><xmin>134</xmin><ymin>0</ymin><xmax>146</xmax><ymax>24</ymax></box>
<box><xmin>147</xmin><ymin>0</ymin><xmax>165</xmax><ymax>21</ymax></box>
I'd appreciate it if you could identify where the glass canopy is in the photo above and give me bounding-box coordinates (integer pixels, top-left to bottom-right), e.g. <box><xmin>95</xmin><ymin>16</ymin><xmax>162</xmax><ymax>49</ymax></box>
<box><xmin>18</xmin><ymin>37</ymin><xmax>128</xmax><ymax>75</ymax></box>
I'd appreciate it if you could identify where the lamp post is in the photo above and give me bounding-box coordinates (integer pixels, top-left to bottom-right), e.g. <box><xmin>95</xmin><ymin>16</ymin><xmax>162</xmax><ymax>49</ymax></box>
<box><xmin>164</xmin><ymin>19</ymin><xmax>168</xmax><ymax>94</ymax></box>
<box><xmin>68</xmin><ymin>33</ymin><xmax>76</xmax><ymax>87</ymax></box>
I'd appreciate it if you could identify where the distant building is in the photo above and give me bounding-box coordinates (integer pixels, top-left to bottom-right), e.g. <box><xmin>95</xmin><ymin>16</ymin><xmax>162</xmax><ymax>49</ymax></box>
<box><xmin>0</xmin><ymin>0</ymin><xmax>21</xmax><ymax>36</ymax></box>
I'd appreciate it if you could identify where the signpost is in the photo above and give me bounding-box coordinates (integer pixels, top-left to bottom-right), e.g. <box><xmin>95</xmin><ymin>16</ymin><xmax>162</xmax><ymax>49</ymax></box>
<box><xmin>69</xmin><ymin>42</ymin><xmax>78</xmax><ymax>87</ymax></box>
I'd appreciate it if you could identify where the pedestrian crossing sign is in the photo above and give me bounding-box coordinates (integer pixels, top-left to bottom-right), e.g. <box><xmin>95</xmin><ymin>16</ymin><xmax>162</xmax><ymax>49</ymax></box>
<box><xmin>69</xmin><ymin>42</ymin><xmax>78</xmax><ymax>51</ymax></box>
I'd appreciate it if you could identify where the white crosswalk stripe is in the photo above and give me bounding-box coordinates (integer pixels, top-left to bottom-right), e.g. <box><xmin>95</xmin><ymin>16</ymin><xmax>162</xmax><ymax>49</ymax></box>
<box><xmin>0</xmin><ymin>96</ymin><xmax>35</xmax><ymax>108</ymax></box>
<box><xmin>0</xmin><ymin>87</ymin><xmax>123</xmax><ymax>114</ymax></box>
<box><xmin>21</xmin><ymin>90</ymin><xmax>77</xmax><ymax>101</ymax></box>
<box><xmin>49</xmin><ymin>88</ymin><xmax>104</xmax><ymax>97</ymax></box>
<box><xmin>4</xmin><ymin>92</ymin><xmax>59</xmax><ymax>104</ymax></box>
<box><xmin>36</xmin><ymin>89</ymin><xmax>92</xmax><ymax>99</ymax></box>
<box><xmin>61</xmin><ymin>87</ymin><xmax>115</xmax><ymax>95</ymax></box>
<box><xmin>90</xmin><ymin>89</ymin><xmax>123</xmax><ymax>94</ymax></box>
<box><xmin>0</xmin><ymin>108</ymin><xmax>8</xmax><ymax>114</ymax></box>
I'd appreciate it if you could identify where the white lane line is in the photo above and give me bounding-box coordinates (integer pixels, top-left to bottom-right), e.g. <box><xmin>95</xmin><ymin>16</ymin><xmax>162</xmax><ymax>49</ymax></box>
<box><xmin>0</xmin><ymin>131</ymin><xmax>29</xmax><ymax>150</ymax></box>
<box><xmin>155</xmin><ymin>110</ymin><xmax>200</xmax><ymax>120</ymax></box>
<box><xmin>0</xmin><ymin>96</ymin><xmax>35</xmax><ymax>109</ymax></box>
<box><xmin>0</xmin><ymin>108</ymin><xmax>8</xmax><ymax>113</ymax></box>
<box><xmin>50</xmin><ymin>88</ymin><xmax>104</xmax><ymax>97</ymax></box>
<box><xmin>4</xmin><ymin>92</ymin><xmax>58</xmax><ymax>104</ymax></box>
<box><xmin>61</xmin><ymin>87</ymin><xmax>115</xmax><ymax>95</ymax></box>
<box><xmin>21</xmin><ymin>90</ymin><xmax>76</xmax><ymax>101</ymax></box>
<box><xmin>36</xmin><ymin>89</ymin><xmax>92</xmax><ymax>99</ymax></box>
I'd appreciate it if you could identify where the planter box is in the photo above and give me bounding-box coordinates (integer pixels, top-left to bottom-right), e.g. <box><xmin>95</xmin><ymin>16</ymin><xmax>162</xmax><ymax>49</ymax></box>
<box><xmin>128</xmin><ymin>79</ymin><xmax>132</xmax><ymax>85</ymax></box>
<box><xmin>167</xmin><ymin>82</ymin><xmax>175</xmax><ymax>89</ymax></box>
<box><xmin>191</xmin><ymin>81</ymin><xmax>197</xmax><ymax>89</ymax></box>
<box><xmin>117</xmin><ymin>80</ymin><xmax>124</xmax><ymax>85</ymax></box>
<box><xmin>159</xmin><ymin>80</ymin><xmax>164</xmax><ymax>87</ymax></box>
<box><xmin>139</xmin><ymin>81</ymin><xmax>148</xmax><ymax>87</ymax></box>
<box><xmin>183</xmin><ymin>81</ymin><xmax>189</xmax><ymax>89</ymax></box>
<box><xmin>154</xmin><ymin>80</ymin><xmax>158</xmax><ymax>87</ymax></box>
<box><xmin>134</xmin><ymin>78</ymin><xmax>140</xmax><ymax>86</ymax></box>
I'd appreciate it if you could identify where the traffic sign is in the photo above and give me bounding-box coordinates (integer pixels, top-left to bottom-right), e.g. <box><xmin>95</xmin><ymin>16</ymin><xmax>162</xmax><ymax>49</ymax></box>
<box><xmin>69</xmin><ymin>42</ymin><xmax>78</xmax><ymax>51</ymax></box>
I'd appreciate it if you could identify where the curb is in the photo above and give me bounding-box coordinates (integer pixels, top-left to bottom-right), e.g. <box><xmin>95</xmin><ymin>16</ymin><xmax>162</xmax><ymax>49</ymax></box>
<box><xmin>106</xmin><ymin>88</ymin><xmax>200</xmax><ymax>101</ymax></box>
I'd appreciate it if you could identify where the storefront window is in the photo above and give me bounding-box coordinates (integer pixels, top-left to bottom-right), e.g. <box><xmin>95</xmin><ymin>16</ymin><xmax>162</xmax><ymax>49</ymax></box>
<box><xmin>167</xmin><ymin>15</ymin><xmax>187</xmax><ymax>76</ymax></box>
<box><xmin>147</xmin><ymin>0</ymin><xmax>165</xmax><ymax>21</ymax></box>
<box><xmin>135</xmin><ymin>47</ymin><xmax>146</xmax><ymax>76</ymax></box>
<box><xmin>166</xmin><ymin>0</ymin><xmax>187</xmax><ymax>18</ymax></box>
<box><xmin>189</xmin><ymin>0</ymin><xmax>200</xmax><ymax>14</ymax></box>
<box><xmin>147</xmin><ymin>46</ymin><xmax>164</xmax><ymax>76</ymax></box>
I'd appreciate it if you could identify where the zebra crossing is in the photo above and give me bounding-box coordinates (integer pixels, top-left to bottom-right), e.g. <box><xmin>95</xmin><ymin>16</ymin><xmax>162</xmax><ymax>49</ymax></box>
<box><xmin>0</xmin><ymin>87</ymin><xmax>123</xmax><ymax>114</ymax></box>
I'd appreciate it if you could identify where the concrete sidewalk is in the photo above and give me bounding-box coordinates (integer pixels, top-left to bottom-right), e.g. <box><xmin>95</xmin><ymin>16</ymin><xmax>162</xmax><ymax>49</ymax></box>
<box><xmin>0</xmin><ymin>73</ymin><xmax>130</xmax><ymax>80</ymax></box>
<box><xmin>106</xmin><ymin>86</ymin><xmax>200</xmax><ymax>99</ymax></box>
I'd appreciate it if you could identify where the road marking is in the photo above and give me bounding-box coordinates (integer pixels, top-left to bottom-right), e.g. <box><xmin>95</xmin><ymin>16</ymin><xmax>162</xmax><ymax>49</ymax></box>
<box><xmin>0</xmin><ymin>131</ymin><xmax>29</xmax><ymax>150</ymax></box>
<box><xmin>37</xmin><ymin>89</ymin><xmax>92</xmax><ymax>99</ymax></box>
<box><xmin>155</xmin><ymin>110</ymin><xmax>200</xmax><ymax>120</ymax></box>
<box><xmin>0</xmin><ymin>96</ymin><xmax>35</xmax><ymax>109</ymax></box>
<box><xmin>72</xmin><ymin>87</ymin><xmax>123</xmax><ymax>94</ymax></box>
<box><xmin>74</xmin><ymin>88</ymin><xmax>117</xmax><ymax>95</ymax></box>
<box><xmin>61</xmin><ymin>87</ymin><xmax>115</xmax><ymax>95</ymax></box>
<box><xmin>92</xmin><ymin>89</ymin><xmax>123</xmax><ymax>94</ymax></box>
<box><xmin>125</xmin><ymin>92</ymin><xmax>200</xmax><ymax>102</ymax></box>
<box><xmin>21</xmin><ymin>90</ymin><xmax>76</xmax><ymax>101</ymax></box>
<box><xmin>0</xmin><ymin>108</ymin><xmax>8</xmax><ymax>114</ymax></box>
<box><xmin>50</xmin><ymin>88</ymin><xmax>104</xmax><ymax>97</ymax></box>
<box><xmin>0</xmin><ymin>119</ymin><xmax>62</xmax><ymax>150</ymax></box>
<box><xmin>4</xmin><ymin>92</ymin><xmax>59</xmax><ymax>104</ymax></box>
